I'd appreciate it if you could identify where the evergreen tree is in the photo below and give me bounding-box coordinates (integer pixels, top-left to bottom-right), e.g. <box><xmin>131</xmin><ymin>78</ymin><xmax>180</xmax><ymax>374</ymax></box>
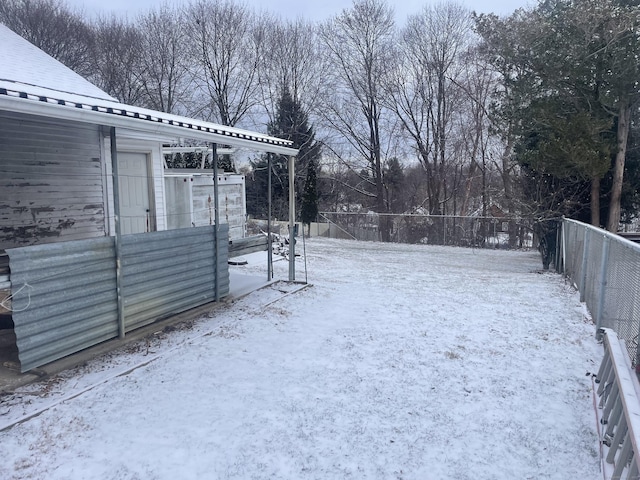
<box><xmin>300</xmin><ymin>157</ymin><xmax>319</xmax><ymax>233</ymax></box>
<box><xmin>246</xmin><ymin>87</ymin><xmax>321</xmax><ymax>222</ymax></box>
<box><xmin>476</xmin><ymin>0</ymin><xmax>640</xmax><ymax>231</ymax></box>
<box><xmin>383</xmin><ymin>158</ymin><xmax>406</xmax><ymax>214</ymax></box>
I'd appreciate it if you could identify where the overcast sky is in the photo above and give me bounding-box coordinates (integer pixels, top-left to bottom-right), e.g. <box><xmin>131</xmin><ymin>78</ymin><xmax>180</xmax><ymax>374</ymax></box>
<box><xmin>66</xmin><ymin>0</ymin><xmax>533</xmax><ymax>22</ymax></box>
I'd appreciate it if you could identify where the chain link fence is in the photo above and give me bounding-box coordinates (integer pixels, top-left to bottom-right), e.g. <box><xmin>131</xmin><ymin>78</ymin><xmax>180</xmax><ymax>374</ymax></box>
<box><xmin>318</xmin><ymin>212</ymin><xmax>535</xmax><ymax>249</ymax></box>
<box><xmin>562</xmin><ymin>219</ymin><xmax>640</xmax><ymax>368</ymax></box>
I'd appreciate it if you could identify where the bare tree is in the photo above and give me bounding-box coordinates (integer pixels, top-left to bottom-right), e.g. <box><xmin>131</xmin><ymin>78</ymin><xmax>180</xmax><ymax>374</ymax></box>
<box><xmin>454</xmin><ymin>49</ymin><xmax>496</xmax><ymax>217</ymax></box>
<box><xmin>89</xmin><ymin>15</ymin><xmax>145</xmax><ymax>105</ymax></box>
<box><xmin>186</xmin><ymin>0</ymin><xmax>262</xmax><ymax>127</ymax></box>
<box><xmin>257</xmin><ymin>17</ymin><xmax>323</xmax><ymax>124</ymax></box>
<box><xmin>256</xmin><ymin>17</ymin><xmax>326</xmax><ymax>209</ymax></box>
<box><xmin>0</xmin><ymin>0</ymin><xmax>93</xmax><ymax>77</ymax></box>
<box><xmin>318</xmin><ymin>0</ymin><xmax>395</xmax><ymax>219</ymax></box>
<box><xmin>388</xmin><ymin>2</ymin><xmax>472</xmax><ymax>216</ymax></box>
<box><xmin>136</xmin><ymin>3</ymin><xmax>192</xmax><ymax>114</ymax></box>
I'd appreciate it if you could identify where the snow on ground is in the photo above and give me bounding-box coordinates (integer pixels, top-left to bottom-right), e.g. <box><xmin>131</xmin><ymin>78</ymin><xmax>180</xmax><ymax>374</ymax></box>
<box><xmin>0</xmin><ymin>238</ymin><xmax>602</xmax><ymax>479</ymax></box>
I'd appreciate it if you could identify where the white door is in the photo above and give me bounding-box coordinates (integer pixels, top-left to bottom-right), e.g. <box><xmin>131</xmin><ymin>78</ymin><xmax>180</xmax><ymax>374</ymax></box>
<box><xmin>118</xmin><ymin>152</ymin><xmax>152</xmax><ymax>234</ymax></box>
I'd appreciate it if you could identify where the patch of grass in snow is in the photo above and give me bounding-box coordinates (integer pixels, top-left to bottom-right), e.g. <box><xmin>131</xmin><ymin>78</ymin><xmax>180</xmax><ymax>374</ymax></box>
<box><xmin>444</xmin><ymin>350</ymin><xmax>462</xmax><ymax>360</ymax></box>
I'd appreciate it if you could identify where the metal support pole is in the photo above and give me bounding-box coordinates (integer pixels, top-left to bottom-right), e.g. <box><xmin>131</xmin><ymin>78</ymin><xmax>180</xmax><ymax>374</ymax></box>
<box><xmin>595</xmin><ymin>235</ymin><xmax>611</xmax><ymax>335</ymax></box>
<box><xmin>579</xmin><ymin>227</ymin><xmax>590</xmax><ymax>302</ymax></box>
<box><xmin>212</xmin><ymin>143</ymin><xmax>220</xmax><ymax>302</ymax></box>
<box><xmin>288</xmin><ymin>155</ymin><xmax>296</xmax><ymax>282</ymax></box>
<box><xmin>267</xmin><ymin>154</ymin><xmax>272</xmax><ymax>281</ymax></box>
<box><xmin>443</xmin><ymin>217</ymin><xmax>446</xmax><ymax>246</ymax></box>
<box><xmin>556</xmin><ymin>220</ymin><xmax>564</xmax><ymax>273</ymax></box>
<box><xmin>110</xmin><ymin>127</ymin><xmax>125</xmax><ymax>339</ymax></box>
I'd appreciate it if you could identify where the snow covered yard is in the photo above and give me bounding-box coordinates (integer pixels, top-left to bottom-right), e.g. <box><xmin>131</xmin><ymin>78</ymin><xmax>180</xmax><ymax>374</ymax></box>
<box><xmin>0</xmin><ymin>238</ymin><xmax>602</xmax><ymax>479</ymax></box>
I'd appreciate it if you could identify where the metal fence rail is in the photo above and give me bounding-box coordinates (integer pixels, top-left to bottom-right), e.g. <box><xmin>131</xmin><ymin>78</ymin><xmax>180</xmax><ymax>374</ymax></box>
<box><xmin>562</xmin><ymin>219</ymin><xmax>640</xmax><ymax>368</ymax></box>
<box><xmin>319</xmin><ymin>212</ymin><xmax>534</xmax><ymax>249</ymax></box>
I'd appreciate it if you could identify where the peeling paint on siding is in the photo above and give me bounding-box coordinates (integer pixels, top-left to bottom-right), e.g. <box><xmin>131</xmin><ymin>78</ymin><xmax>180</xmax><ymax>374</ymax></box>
<box><xmin>0</xmin><ymin>111</ymin><xmax>105</xmax><ymax>250</ymax></box>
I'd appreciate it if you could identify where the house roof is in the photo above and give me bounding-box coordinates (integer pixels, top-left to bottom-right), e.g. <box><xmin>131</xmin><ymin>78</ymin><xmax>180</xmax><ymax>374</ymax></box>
<box><xmin>0</xmin><ymin>24</ymin><xmax>116</xmax><ymax>102</ymax></box>
<box><xmin>0</xmin><ymin>24</ymin><xmax>297</xmax><ymax>156</ymax></box>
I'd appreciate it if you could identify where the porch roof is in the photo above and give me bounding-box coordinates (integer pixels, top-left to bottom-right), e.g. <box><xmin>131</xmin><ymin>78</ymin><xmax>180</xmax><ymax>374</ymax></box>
<box><xmin>0</xmin><ymin>24</ymin><xmax>297</xmax><ymax>157</ymax></box>
<box><xmin>0</xmin><ymin>81</ymin><xmax>297</xmax><ymax>156</ymax></box>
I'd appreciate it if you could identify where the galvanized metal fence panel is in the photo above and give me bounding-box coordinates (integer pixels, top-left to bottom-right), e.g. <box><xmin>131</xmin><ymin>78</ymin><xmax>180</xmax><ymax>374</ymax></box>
<box><xmin>562</xmin><ymin>221</ymin><xmax>583</xmax><ymax>285</ymax></box>
<box><xmin>584</xmin><ymin>229</ymin><xmax>605</xmax><ymax>323</ymax></box>
<box><xmin>7</xmin><ymin>237</ymin><xmax>119</xmax><ymax>372</ymax></box>
<box><xmin>121</xmin><ymin>224</ymin><xmax>229</xmax><ymax>332</ymax></box>
<box><xmin>562</xmin><ymin>219</ymin><xmax>640</xmax><ymax>367</ymax></box>
<box><xmin>7</xmin><ymin>224</ymin><xmax>229</xmax><ymax>372</ymax></box>
<box><xmin>605</xmin><ymin>239</ymin><xmax>640</xmax><ymax>366</ymax></box>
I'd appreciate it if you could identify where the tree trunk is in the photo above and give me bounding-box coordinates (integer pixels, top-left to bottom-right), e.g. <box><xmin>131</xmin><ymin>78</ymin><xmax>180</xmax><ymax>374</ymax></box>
<box><xmin>591</xmin><ymin>176</ymin><xmax>600</xmax><ymax>227</ymax></box>
<box><xmin>607</xmin><ymin>101</ymin><xmax>631</xmax><ymax>233</ymax></box>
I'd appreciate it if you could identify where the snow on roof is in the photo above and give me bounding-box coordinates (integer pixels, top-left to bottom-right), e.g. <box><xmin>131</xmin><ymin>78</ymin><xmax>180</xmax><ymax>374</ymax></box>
<box><xmin>0</xmin><ymin>23</ymin><xmax>297</xmax><ymax>156</ymax></box>
<box><xmin>0</xmin><ymin>23</ymin><xmax>115</xmax><ymax>102</ymax></box>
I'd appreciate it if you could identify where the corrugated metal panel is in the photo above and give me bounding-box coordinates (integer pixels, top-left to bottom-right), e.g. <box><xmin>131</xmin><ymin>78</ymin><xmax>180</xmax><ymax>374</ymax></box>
<box><xmin>0</xmin><ymin>111</ymin><xmax>105</xmax><ymax>250</ymax></box>
<box><xmin>7</xmin><ymin>237</ymin><xmax>118</xmax><ymax>372</ymax></box>
<box><xmin>121</xmin><ymin>224</ymin><xmax>229</xmax><ymax>331</ymax></box>
<box><xmin>6</xmin><ymin>225</ymin><xmax>229</xmax><ymax>372</ymax></box>
<box><xmin>217</xmin><ymin>224</ymin><xmax>230</xmax><ymax>298</ymax></box>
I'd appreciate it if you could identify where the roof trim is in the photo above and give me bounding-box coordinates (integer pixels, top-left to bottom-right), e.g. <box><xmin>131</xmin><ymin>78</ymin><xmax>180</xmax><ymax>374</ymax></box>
<box><xmin>0</xmin><ymin>84</ymin><xmax>298</xmax><ymax>157</ymax></box>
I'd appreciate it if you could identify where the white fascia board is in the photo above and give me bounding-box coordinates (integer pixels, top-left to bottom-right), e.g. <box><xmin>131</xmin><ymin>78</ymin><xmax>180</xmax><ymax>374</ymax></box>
<box><xmin>0</xmin><ymin>94</ymin><xmax>299</xmax><ymax>157</ymax></box>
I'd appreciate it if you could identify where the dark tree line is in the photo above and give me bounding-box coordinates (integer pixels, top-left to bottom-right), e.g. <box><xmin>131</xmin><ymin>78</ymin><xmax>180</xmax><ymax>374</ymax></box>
<box><xmin>475</xmin><ymin>0</ymin><xmax>640</xmax><ymax>231</ymax></box>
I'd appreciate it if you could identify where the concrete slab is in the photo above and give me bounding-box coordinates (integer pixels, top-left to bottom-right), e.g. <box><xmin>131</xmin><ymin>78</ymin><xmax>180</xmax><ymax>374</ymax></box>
<box><xmin>0</xmin><ymin>271</ymin><xmax>273</xmax><ymax>393</ymax></box>
<box><xmin>228</xmin><ymin>271</ymin><xmax>273</xmax><ymax>300</ymax></box>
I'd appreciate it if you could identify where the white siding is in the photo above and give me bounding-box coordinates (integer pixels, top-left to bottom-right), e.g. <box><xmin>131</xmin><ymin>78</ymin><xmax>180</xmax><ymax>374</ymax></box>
<box><xmin>0</xmin><ymin>111</ymin><xmax>105</xmax><ymax>249</ymax></box>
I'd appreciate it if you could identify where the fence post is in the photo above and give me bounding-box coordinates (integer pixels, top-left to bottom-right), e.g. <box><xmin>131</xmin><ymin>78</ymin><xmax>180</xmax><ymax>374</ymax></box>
<box><xmin>109</xmin><ymin>127</ymin><xmax>126</xmax><ymax>339</ymax></box>
<box><xmin>212</xmin><ymin>143</ymin><xmax>220</xmax><ymax>302</ymax></box>
<box><xmin>637</xmin><ymin>321</ymin><xmax>640</xmax><ymax>374</ymax></box>
<box><xmin>595</xmin><ymin>235</ymin><xmax>611</xmax><ymax>337</ymax></box>
<box><xmin>443</xmin><ymin>217</ymin><xmax>446</xmax><ymax>246</ymax></box>
<box><xmin>288</xmin><ymin>155</ymin><xmax>296</xmax><ymax>282</ymax></box>
<box><xmin>579</xmin><ymin>227</ymin><xmax>590</xmax><ymax>302</ymax></box>
<box><xmin>556</xmin><ymin>220</ymin><xmax>563</xmax><ymax>273</ymax></box>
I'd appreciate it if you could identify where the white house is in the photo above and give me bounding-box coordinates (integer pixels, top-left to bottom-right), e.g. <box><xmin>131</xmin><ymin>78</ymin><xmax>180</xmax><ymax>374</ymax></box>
<box><xmin>0</xmin><ymin>23</ymin><xmax>298</xmax><ymax>372</ymax></box>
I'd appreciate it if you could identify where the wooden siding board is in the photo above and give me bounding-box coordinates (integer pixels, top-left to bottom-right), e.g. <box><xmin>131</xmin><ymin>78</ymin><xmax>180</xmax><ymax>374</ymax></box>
<box><xmin>0</xmin><ymin>186</ymin><xmax>104</xmax><ymax>196</ymax></box>
<box><xmin>0</xmin><ymin>111</ymin><xmax>106</xmax><ymax>249</ymax></box>
<box><xmin>0</xmin><ymin>159</ymin><xmax>102</xmax><ymax>171</ymax></box>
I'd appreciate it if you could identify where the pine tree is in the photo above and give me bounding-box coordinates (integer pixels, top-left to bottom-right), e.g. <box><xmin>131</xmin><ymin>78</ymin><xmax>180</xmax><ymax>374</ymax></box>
<box><xmin>300</xmin><ymin>157</ymin><xmax>319</xmax><ymax>234</ymax></box>
<box><xmin>247</xmin><ymin>88</ymin><xmax>321</xmax><ymax>223</ymax></box>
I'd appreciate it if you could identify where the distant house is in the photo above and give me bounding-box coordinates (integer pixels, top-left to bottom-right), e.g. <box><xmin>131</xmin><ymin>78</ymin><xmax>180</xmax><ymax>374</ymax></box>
<box><xmin>0</xmin><ymin>24</ymin><xmax>298</xmax><ymax>372</ymax></box>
